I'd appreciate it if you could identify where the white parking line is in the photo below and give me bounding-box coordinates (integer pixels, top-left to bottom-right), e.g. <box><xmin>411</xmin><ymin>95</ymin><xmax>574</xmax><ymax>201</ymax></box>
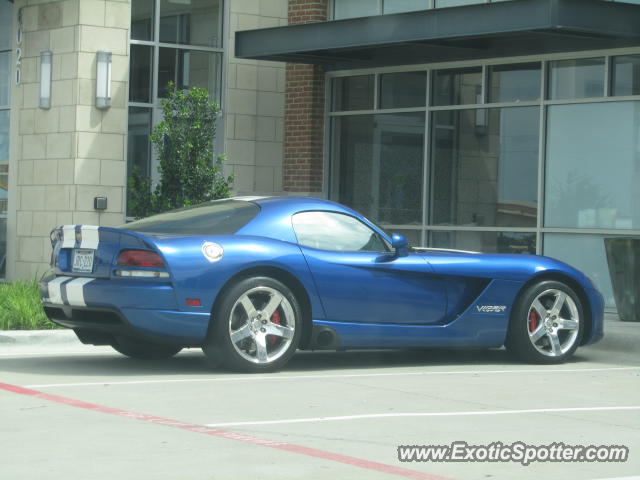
<box><xmin>24</xmin><ymin>366</ymin><xmax>640</xmax><ymax>388</ymax></box>
<box><xmin>205</xmin><ymin>406</ymin><xmax>640</xmax><ymax>428</ymax></box>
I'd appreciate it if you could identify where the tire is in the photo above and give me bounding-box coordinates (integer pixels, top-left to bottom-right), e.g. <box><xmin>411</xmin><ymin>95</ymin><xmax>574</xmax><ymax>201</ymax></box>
<box><xmin>111</xmin><ymin>336</ymin><xmax>182</xmax><ymax>360</ymax></box>
<box><xmin>204</xmin><ymin>276</ymin><xmax>302</xmax><ymax>373</ymax></box>
<box><xmin>506</xmin><ymin>280</ymin><xmax>584</xmax><ymax>364</ymax></box>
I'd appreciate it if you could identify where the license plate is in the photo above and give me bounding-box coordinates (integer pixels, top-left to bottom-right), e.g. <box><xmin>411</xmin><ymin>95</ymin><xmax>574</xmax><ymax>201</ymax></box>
<box><xmin>72</xmin><ymin>249</ymin><xmax>94</xmax><ymax>273</ymax></box>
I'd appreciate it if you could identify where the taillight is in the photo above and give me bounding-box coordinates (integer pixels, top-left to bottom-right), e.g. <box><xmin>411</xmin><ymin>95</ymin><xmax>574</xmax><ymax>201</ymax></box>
<box><xmin>117</xmin><ymin>249</ymin><xmax>165</xmax><ymax>268</ymax></box>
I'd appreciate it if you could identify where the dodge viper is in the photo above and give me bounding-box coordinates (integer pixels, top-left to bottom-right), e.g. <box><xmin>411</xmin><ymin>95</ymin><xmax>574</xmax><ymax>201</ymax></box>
<box><xmin>40</xmin><ymin>196</ymin><xmax>604</xmax><ymax>372</ymax></box>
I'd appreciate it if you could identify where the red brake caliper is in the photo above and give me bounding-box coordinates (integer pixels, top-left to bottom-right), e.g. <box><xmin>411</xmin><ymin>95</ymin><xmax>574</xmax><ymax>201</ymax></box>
<box><xmin>268</xmin><ymin>309</ymin><xmax>281</xmax><ymax>345</ymax></box>
<box><xmin>528</xmin><ymin>309</ymin><xmax>539</xmax><ymax>333</ymax></box>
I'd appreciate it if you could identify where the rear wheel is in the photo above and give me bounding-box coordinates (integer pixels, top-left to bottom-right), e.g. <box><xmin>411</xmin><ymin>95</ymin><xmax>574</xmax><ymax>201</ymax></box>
<box><xmin>204</xmin><ymin>277</ymin><xmax>302</xmax><ymax>373</ymax></box>
<box><xmin>111</xmin><ymin>336</ymin><xmax>182</xmax><ymax>359</ymax></box>
<box><xmin>506</xmin><ymin>280</ymin><xmax>584</xmax><ymax>364</ymax></box>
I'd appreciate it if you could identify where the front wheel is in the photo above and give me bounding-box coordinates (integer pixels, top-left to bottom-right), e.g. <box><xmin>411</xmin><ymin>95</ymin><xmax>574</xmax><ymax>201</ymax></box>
<box><xmin>506</xmin><ymin>280</ymin><xmax>584</xmax><ymax>364</ymax></box>
<box><xmin>205</xmin><ymin>277</ymin><xmax>302</xmax><ymax>373</ymax></box>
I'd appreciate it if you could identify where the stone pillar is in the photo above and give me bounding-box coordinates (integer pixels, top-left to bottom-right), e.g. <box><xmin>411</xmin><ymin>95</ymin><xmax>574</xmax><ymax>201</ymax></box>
<box><xmin>8</xmin><ymin>0</ymin><xmax>130</xmax><ymax>280</ymax></box>
<box><xmin>225</xmin><ymin>0</ymin><xmax>288</xmax><ymax>195</ymax></box>
<box><xmin>283</xmin><ymin>0</ymin><xmax>327</xmax><ymax>195</ymax></box>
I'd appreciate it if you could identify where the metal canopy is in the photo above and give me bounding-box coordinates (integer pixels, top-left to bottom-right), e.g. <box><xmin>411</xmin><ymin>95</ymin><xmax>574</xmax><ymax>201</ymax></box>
<box><xmin>235</xmin><ymin>0</ymin><xmax>640</xmax><ymax>69</ymax></box>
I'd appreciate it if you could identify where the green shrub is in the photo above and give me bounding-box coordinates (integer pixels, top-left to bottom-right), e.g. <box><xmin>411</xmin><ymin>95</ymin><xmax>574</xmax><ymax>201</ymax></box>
<box><xmin>0</xmin><ymin>281</ymin><xmax>55</xmax><ymax>330</ymax></box>
<box><xmin>128</xmin><ymin>83</ymin><xmax>233</xmax><ymax>219</ymax></box>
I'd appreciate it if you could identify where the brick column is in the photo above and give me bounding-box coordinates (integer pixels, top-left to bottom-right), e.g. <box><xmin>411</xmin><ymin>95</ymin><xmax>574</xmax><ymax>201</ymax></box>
<box><xmin>283</xmin><ymin>0</ymin><xmax>327</xmax><ymax>194</ymax></box>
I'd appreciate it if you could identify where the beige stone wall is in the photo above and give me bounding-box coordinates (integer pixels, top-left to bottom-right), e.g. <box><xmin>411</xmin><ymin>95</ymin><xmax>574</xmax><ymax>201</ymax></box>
<box><xmin>225</xmin><ymin>0</ymin><xmax>287</xmax><ymax>195</ymax></box>
<box><xmin>8</xmin><ymin>0</ymin><xmax>130</xmax><ymax>280</ymax></box>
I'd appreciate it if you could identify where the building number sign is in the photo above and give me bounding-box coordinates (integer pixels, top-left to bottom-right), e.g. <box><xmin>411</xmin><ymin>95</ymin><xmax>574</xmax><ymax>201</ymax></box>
<box><xmin>15</xmin><ymin>7</ymin><xmax>23</xmax><ymax>85</ymax></box>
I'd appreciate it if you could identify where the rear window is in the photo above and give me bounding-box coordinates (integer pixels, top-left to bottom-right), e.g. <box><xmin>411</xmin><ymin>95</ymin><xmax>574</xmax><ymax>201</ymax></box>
<box><xmin>121</xmin><ymin>200</ymin><xmax>260</xmax><ymax>235</ymax></box>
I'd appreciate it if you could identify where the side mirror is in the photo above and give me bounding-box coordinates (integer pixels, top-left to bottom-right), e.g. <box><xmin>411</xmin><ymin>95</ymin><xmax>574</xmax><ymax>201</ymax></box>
<box><xmin>391</xmin><ymin>233</ymin><xmax>409</xmax><ymax>258</ymax></box>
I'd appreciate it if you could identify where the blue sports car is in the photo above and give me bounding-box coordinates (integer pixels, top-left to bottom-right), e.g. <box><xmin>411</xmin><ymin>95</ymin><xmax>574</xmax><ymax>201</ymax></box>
<box><xmin>40</xmin><ymin>196</ymin><xmax>604</xmax><ymax>372</ymax></box>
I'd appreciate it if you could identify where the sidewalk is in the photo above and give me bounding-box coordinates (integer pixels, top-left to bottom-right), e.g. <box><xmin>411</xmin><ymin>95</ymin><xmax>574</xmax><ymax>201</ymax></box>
<box><xmin>1</xmin><ymin>314</ymin><xmax>638</xmax><ymax>353</ymax></box>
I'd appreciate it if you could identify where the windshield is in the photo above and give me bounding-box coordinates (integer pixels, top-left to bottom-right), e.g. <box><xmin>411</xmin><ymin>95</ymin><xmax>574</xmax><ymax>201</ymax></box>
<box><xmin>121</xmin><ymin>200</ymin><xmax>260</xmax><ymax>235</ymax></box>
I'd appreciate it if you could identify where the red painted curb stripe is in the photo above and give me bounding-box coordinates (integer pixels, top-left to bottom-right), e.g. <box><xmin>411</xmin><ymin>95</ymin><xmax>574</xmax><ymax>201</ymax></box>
<box><xmin>0</xmin><ymin>382</ymin><xmax>452</xmax><ymax>480</ymax></box>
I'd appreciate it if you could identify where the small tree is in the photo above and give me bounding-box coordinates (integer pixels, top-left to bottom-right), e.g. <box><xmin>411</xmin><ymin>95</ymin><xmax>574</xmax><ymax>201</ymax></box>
<box><xmin>128</xmin><ymin>83</ymin><xmax>233</xmax><ymax>218</ymax></box>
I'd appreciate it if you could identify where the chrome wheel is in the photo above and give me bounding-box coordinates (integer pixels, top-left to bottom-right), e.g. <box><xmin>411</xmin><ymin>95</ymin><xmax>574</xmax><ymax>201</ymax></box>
<box><xmin>526</xmin><ymin>288</ymin><xmax>580</xmax><ymax>357</ymax></box>
<box><xmin>228</xmin><ymin>285</ymin><xmax>296</xmax><ymax>365</ymax></box>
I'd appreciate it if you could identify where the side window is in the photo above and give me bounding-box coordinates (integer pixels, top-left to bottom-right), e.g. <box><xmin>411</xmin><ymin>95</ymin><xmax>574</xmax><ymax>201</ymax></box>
<box><xmin>292</xmin><ymin>211</ymin><xmax>390</xmax><ymax>252</ymax></box>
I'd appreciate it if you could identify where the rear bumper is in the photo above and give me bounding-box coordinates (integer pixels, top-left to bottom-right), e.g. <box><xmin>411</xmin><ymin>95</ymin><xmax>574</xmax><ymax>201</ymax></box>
<box><xmin>39</xmin><ymin>275</ymin><xmax>211</xmax><ymax>345</ymax></box>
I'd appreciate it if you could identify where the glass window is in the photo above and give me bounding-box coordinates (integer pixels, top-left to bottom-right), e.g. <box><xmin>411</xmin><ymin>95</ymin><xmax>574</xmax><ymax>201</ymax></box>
<box><xmin>0</xmin><ymin>110</ymin><xmax>8</xmax><ymax>279</ymax></box>
<box><xmin>333</xmin><ymin>0</ymin><xmax>379</xmax><ymax>19</ymax></box>
<box><xmin>160</xmin><ymin>0</ymin><xmax>222</xmax><ymax>47</ymax></box>
<box><xmin>0</xmin><ymin>51</ymin><xmax>9</xmax><ymax>107</ymax></box>
<box><xmin>0</xmin><ymin>110</ymin><xmax>8</xmax><ymax>164</ymax></box>
<box><xmin>127</xmin><ymin>107</ymin><xmax>152</xmax><ymax>216</ymax></box>
<box><xmin>332</xmin><ymin>113</ymin><xmax>425</xmax><ymax>225</ymax></box>
<box><xmin>433</xmin><ymin>67</ymin><xmax>482</xmax><ymax>106</ymax></box>
<box><xmin>131</xmin><ymin>0</ymin><xmax>154</xmax><ymax>41</ymax></box>
<box><xmin>129</xmin><ymin>45</ymin><xmax>153</xmax><ymax>103</ymax></box>
<box><xmin>0</xmin><ymin>1</ymin><xmax>11</xmax><ymax>51</ymax></box>
<box><xmin>429</xmin><ymin>231</ymin><xmax>536</xmax><ymax>254</ymax></box>
<box><xmin>545</xmin><ymin>101</ymin><xmax>640</xmax><ymax>230</ymax></box>
<box><xmin>158</xmin><ymin>48</ymin><xmax>222</xmax><ymax>101</ymax></box>
<box><xmin>383</xmin><ymin>0</ymin><xmax>429</xmax><ymax>14</ymax></box>
<box><xmin>292</xmin><ymin>211</ymin><xmax>389</xmax><ymax>252</ymax></box>
<box><xmin>612</xmin><ymin>55</ymin><xmax>640</xmax><ymax>96</ymax></box>
<box><xmin>379</xmin><ymin>71</ymin><xmax>426</xmax><ymax>109</ymax></box>
<box><xmin>430</xmin><ymin>106</ymin><xmax>539</xmax><ymax>228</ymax></box>
<box><xmin>123</xmin><ymin>200</ymin><xmax>260</xmax><ymax>235</ymax></box>
<box><xmin>332</xmin><ymin>75</ymin><xmax>374</xmax><ymax>111</ymax></box>
<box><xmin>548</xmin><ymin>58</ymin><xmax>605</xmax><ymax>100</ymax></box>
<box><xmin>488</xmin><ymin>63</ymin><xmax>541</xmax><ymax>103</ymax></box>
<box><xmin>544</xmin><ymin>234</ymin><xmax>615</xmax><ymax>308</ymax></box>
<box><xmin>0</xmin><ymin>216</ymin><xmax>6</xmax><ymax>277</ymax></box>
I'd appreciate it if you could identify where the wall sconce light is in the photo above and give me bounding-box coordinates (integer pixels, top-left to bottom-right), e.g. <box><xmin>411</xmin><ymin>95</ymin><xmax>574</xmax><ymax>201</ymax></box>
<box><xmin>96</xmin><ymin>51</ymin><xmax>112</xmax><ymax>109</ymax></box>
<box><xmin>39</xmin><ymin>51</ymin><xmax>52</xmax><ymax>109</ymax></box>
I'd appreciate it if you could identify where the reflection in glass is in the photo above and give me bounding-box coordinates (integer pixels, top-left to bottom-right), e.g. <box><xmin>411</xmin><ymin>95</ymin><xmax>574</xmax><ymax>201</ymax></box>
<box><xmin>379</xmin><ymin>71</ymin><xmax>426</xmax><ymax>109</ymax></box>
<box><xmin>430</xmin><ymin>106</ymin><xmax>539</xmax><ymax>228</ymax></box>
<box><xmin>0</xmin><ymin>216</ymin><xmax>6</xmax><ymax>277</ymax></box>
<box><xmin>131</xmin><ymin>0</ymin><xmax>154</xmax><ymax>41</ymax></box>
<box><xmin>331</xmin><ymin>113</ymin><xmax>424</xmax><ymax>225</ymax></box>
<box><xmin>435</xmin><ymin>0</ymin><xmax>485</xmax><ymax>7</ymax></box>
<box><xmin>293</xmin><ymin>212</ymin><xmax>389</xmax><ymax>252</ymax></box>
<box><xmin>612</xmin><ymin>55</ymin><xmax>640</xmax><ymax>96</ymax></box>
<box><xmin>545</xmin><ymin>101</ymin><xmax>640</xmax><ymax>230</ymax></box>
<box><xmin>332</xmin><ymin>76</ymin><xmax>375</xmax><ymax>111</ymax></box>
<box><xmin>383</xmin><ymin>0</ymin><xmax>429</xmax><ymax>14</ymax></box>
<box><xmin>488</xmin><ymin>63</ymin><xmax>541</xmax><ymax>103</ymax></box>
<box><xmin>127</xmin><ymin>107</ymin><xmax>152</xmax><ymax>216</ymax></box>
<box><xmin>158</xmin><ymin>48</ymin><xmax>222</xmax><ymax>101</ymax></box>
<box><xmin>433</xmin><ymin>67</ymin><xmax>482</xmax><ymax>106</ymax></box>
<box><xmin>0</xmin><ymin>110</ymin><xmax>8</xmax><ymax>164</ymax></box>
<box><xmin>333</xmin><ymin>0</ymin><xmax>379</xmax><ymax>19</ymax></box>
<box><xmin>160</xmin><ymin>0</ymin><xmax>222</xmax><ymax>47</ymax></box>
<box><xmin>0</xmin><ymin>1</ymin><xmax>11</xmax><ymax>51</ymax></box>
<box><xmin>429</xmin><ymin>231</ymin><xmax>536</xmax><ymax>254</ymax></box>
<box><xmin>548</xmin><ymin>58</ymin><xmax>605</xmax><ymax>100</ymax></box>
<box><xmin>129</xmin><ymin>45</ymin><xmax>153</xmax><ymax>103</ymax></box>
<box><xmin>544</xmin><ymin>234</ymin><xmax>615</xmax><ymax>308</ymax></box>
<box><xmin>0</xmin><ymin>52</ymin><xmax>9</xmax><ymax>107</ymax></box>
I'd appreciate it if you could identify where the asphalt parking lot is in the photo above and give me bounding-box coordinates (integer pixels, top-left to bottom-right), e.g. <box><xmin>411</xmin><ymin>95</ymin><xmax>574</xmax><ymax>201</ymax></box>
<box><xmin>1</xmin><ymin>320</ymin><xmax>639</xmax><ymax>480</ymax></box>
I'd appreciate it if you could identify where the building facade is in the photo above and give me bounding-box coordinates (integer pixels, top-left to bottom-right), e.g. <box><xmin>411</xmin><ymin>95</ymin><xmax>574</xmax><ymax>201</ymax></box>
<box><xmin>2</xmin><ymin>0</ymin><xmax>640</xmax><ymax>310</ymax></box>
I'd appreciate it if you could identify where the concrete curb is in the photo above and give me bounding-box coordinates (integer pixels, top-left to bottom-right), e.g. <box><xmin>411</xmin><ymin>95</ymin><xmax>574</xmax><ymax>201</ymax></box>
<box><xmin>0</xmin><ymin>319</ymin><xmax>638</xmax><ymax>353</ymax></box>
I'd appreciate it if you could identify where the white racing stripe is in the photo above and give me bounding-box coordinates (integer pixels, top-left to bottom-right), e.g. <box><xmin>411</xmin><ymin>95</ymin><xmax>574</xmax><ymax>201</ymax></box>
<box><xmin>80</xmin><ymin>225</ymin><xmax>100</xmax><ymax>249</ymax></box>
<box><xmin>205</xmin><ymin>406</ymin><xmax>640</xmax><ymax>428</ymax></box>
<box><xmin>47</xmin><ymin>276</ymin><xmax>72</xmax><ymax>304</ymax></box>
<box><xmin>65</xmin><ymin>277</ymin><xmax>95</xmax><ymax>306</ymax></box>
<box><xmin>61</xmin><ymin>225</ymin><xmax>76</xmax><ymax>248</ymax></box>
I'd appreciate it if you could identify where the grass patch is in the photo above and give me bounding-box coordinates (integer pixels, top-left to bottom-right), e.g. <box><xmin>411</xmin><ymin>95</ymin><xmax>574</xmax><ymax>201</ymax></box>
<box><xmin>0</xmin><ymin>280</ymin><xmax>56</xmax><ymax>330</ymax></box>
